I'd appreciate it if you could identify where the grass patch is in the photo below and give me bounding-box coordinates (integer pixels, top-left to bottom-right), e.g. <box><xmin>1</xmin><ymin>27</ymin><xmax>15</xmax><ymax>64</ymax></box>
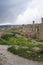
<box><xmin>8</xmin><ymin>45</ymin><xmax>43</xmax><ymax>61</ymax></box>
<box><xmin>0</xmin><ymin>31</ymin><xmax>43</xmax><ymax>61</ymax></box>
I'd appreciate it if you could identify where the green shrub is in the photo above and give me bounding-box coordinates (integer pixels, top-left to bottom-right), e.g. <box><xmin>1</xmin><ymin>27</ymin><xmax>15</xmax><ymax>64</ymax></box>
<box><xmin>8</xmin><ymin>46</ymin><xmax>43</xmax><ymax>61</ymax></box>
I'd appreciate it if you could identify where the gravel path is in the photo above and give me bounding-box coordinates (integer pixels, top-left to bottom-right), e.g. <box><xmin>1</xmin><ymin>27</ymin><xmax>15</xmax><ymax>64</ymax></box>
<box><xmin>0</xmin><ymin>45</ymin><xmax>43</xmax><ymax>65</ymax></box>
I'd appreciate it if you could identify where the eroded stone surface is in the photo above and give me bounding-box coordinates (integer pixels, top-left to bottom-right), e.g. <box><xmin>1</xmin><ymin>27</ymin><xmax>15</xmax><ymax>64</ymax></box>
<box><xmin>0</xmin><ymin>45</ymin><xmax>43</xmax><ymax>65</ymax></box>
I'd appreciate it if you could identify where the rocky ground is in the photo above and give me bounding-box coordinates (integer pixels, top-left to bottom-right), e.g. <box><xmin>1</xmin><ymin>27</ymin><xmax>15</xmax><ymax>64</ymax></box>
<box><xmin>0</xmin><ymin>45</ymin><xmax>43</xmax><ymax>65</ymax></box>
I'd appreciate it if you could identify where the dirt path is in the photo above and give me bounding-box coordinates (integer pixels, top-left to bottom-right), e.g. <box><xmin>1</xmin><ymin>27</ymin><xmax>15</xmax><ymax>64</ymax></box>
<box><xmin>0</xmin><ymin>45</ymin><xmax>43</xmax><ymax>65</ymax></box>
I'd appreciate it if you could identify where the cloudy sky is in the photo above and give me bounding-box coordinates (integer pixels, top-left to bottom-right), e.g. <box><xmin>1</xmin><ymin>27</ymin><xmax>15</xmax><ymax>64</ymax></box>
<box><xmin>0</xmin><ymin>0</ymin><xmax>43</xmax><ymax>25</ymax></box>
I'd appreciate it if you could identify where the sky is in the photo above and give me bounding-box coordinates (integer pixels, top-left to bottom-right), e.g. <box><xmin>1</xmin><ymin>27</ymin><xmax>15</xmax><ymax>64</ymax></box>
<box><xmin>0</xmin><ymin>0</ymin><xmax>43</xmax><ymax>25</ymax></box>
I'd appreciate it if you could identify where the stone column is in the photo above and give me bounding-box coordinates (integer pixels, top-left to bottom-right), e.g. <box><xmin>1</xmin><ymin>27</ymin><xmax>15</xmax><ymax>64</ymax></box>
<box><xmin>32</xmin><ymin>21</ymin><xmax>35</xmax><ymax>31</ymax></box>
<box><xmin>39</xmin><ymin>18</ymin><xmax>43</xmax><ymax>40</ymax></box>
<box><xmin>32</xmin><ymin>21</ymin><xmax>36</xmax><ymax>37</ymax></box>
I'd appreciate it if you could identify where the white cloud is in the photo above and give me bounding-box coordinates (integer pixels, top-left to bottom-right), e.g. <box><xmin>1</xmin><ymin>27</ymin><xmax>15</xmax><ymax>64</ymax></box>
<box><xmin>14</xmin><ymin>0</ymin><xmax>43</xmax><ymax>25</ymax></box>
<box><xmin>0</xmin><ymin>0</ymin><xmax>43</xmax><ymax>25</ymax></box>
<box><xmin>0</xmin><ymin>0</ymin><xmax>30</xmax><ymax>24</ymax></box>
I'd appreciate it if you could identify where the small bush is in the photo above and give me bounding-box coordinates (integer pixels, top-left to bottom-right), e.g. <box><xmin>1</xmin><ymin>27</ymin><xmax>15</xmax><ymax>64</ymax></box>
<box><xmin>8</xmin><ymin>46</ymin><xmax>43</xmax><ymax>61</ymax></box>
